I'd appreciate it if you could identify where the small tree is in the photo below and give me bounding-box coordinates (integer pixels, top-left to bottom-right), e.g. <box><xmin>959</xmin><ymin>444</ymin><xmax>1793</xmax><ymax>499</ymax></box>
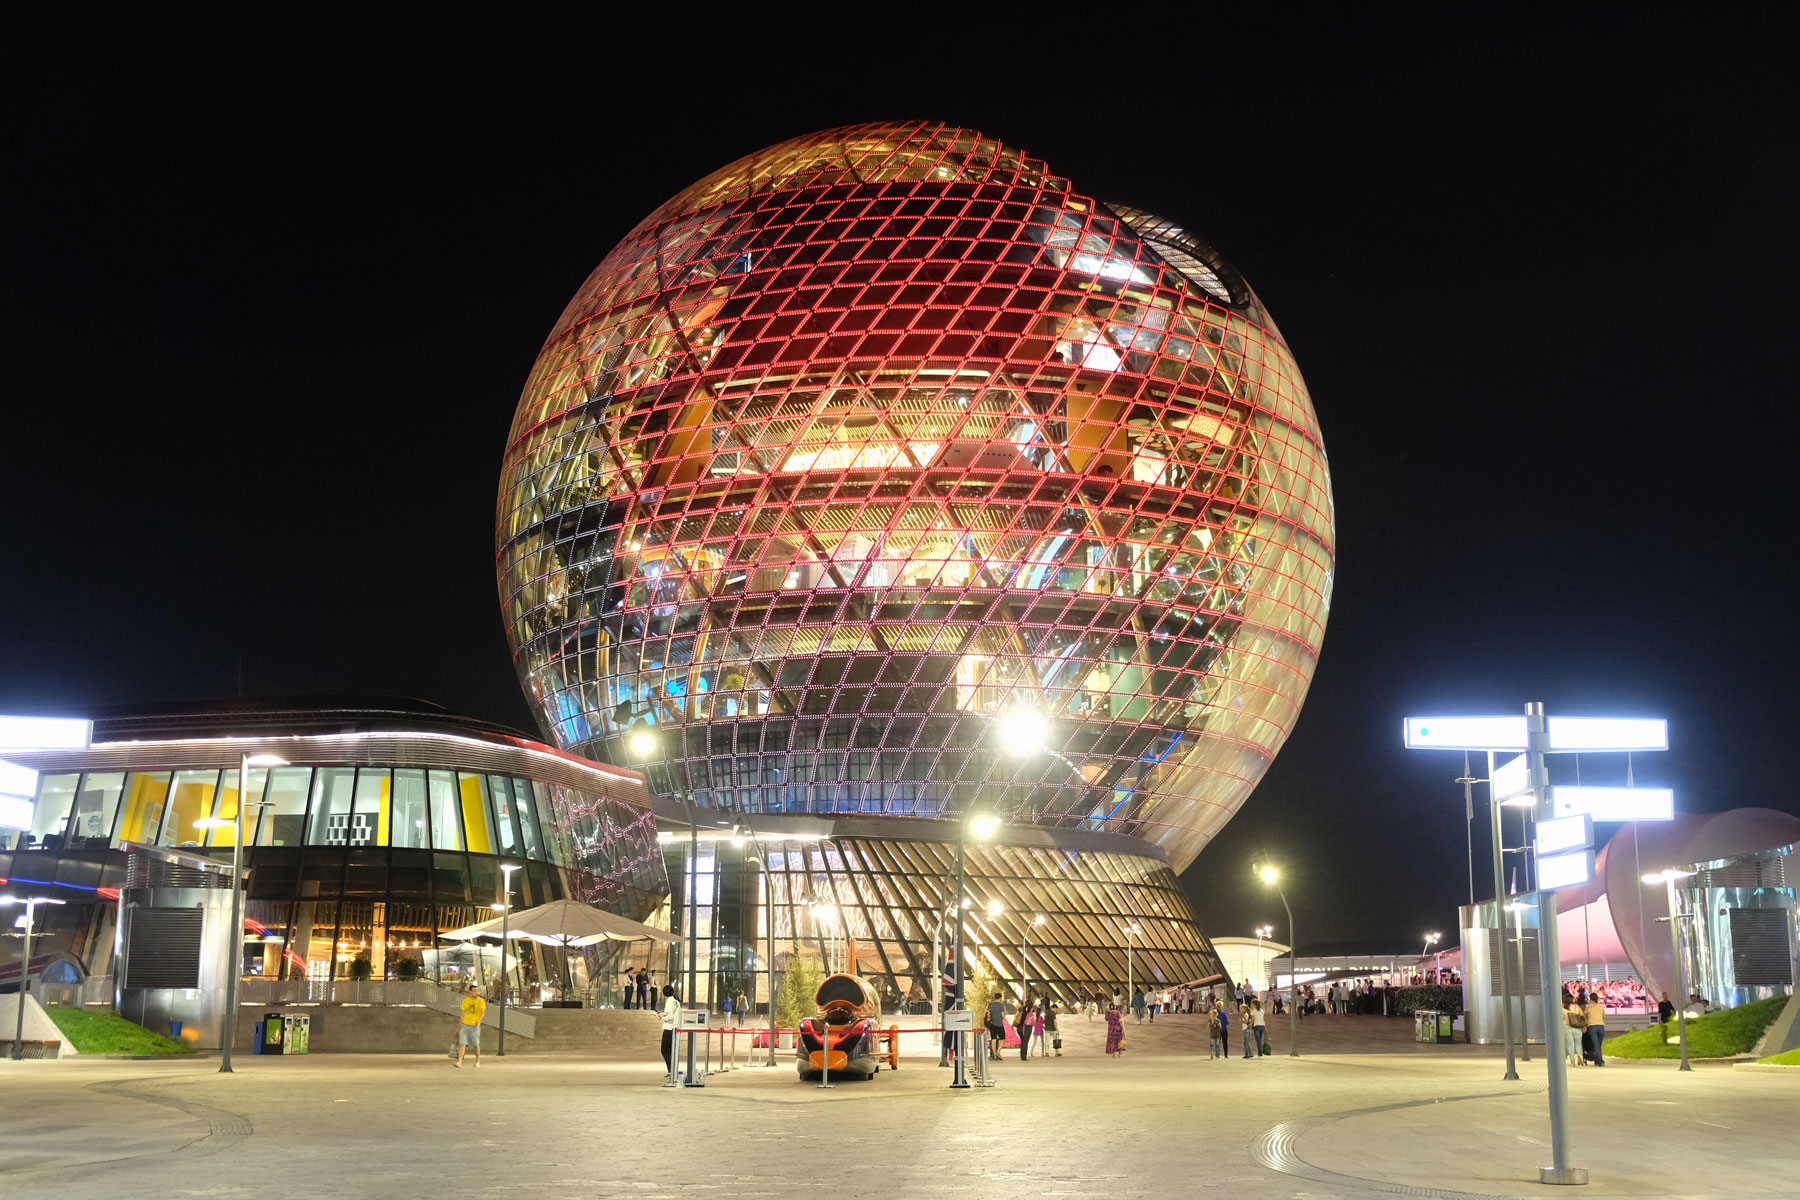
<box><xmin>963</xmin><ymin>952</ymin><xmax>999</xmax><ymax>1019</ymax></box>
<box><xmin>346</xmin><ymin>954</ymin><xmax>374</xmax><ymax>982</ymax></box>
<box><xmin>775</xmin><ymin>952</ymin><xmax>825</xmax><ymax>1041</ymax></box>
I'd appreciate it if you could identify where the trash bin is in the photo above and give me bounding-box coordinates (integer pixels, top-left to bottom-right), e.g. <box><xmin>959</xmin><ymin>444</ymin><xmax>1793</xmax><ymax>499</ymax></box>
<box><xmin>1432</xmin><ymin>1012</ymin><xmax>1454</xmax><ymax>1044</ymax></box>
<box><xmin>1414</xmin><ymin>1010</ymin><xmax>1454</xmax><ymax>1044</ymax></box>
<box><xmin>291</xmin><ymin>1014</ymin><xmax>311</xmax><ymax>1054</ymax></box>
<box><xmin>262</xmin><ymin>1013</ymin><xmax>287</xmax><ymax>1055</ymax></box>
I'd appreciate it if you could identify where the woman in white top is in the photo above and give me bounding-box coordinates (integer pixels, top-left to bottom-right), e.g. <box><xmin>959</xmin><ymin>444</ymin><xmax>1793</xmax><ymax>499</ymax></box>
<box><xmin>1252</xmin><ymin>997</ymin><xmax>1268</xmax><ymax>1055</ymax></box>
<box><xmin>660</xmin><ymin>985</ymin><xmax>681</xmax><ymax>1083</ymax></box>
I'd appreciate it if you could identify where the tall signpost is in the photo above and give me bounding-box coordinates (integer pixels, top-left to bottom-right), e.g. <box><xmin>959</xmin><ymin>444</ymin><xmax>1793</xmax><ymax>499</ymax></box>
<box><xmin>1405</xmin><ymin>706</ymin><xmax>1671</xmax><ymax>1188</ymax></box>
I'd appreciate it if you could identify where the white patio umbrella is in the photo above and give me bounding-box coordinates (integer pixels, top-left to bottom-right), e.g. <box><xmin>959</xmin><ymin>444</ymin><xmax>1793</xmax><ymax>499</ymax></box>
<box><xmin>442</xmin><ymin>900</ymin><xmax>676</xmax><ymax>1002</ymax></box>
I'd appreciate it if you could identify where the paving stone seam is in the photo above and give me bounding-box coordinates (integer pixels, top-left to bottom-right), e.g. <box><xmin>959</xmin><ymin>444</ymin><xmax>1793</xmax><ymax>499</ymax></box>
<box><xmin>1250</xmin><ymin>1086</ymin><xmax>1550</xmax><ymax>1200</ymax></box>
<box><xmin>0</xmin><ymin>1079</ymin><xmax>257</xmax><ymax>1179</ymax></box>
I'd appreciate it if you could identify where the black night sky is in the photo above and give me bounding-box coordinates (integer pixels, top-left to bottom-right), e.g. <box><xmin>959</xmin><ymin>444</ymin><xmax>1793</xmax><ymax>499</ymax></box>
<box><xmin>4</xmin><ymin>10</ymin><xmax>1796</xmax><ymax>951</ymax></box>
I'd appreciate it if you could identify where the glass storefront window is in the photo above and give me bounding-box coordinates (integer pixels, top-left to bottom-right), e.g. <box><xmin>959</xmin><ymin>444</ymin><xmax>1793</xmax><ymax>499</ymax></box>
<box><xmin>159</xmin><ymin>769</ymin><xmax>220</xmax><ymax>847</ymax></box>
<box><xmin>351</xmin><ymin>768</ymin><xmax>388</xmax><ymax>847</ymax></box>
<box><xmin>513</xmin><ymin>776</ymin><xmax>545</xmax><ymax>860</ymax></box>
<box><xmin>488</xmin><ymin>775</ymin><xmax>521</xmax><ymax>855</ymax></box>
<box><xmin>391</xmin><ymin>769</ymin><xmax>430</xmax><ymax>849</ymax></box>
<box><xmin>305</xmin><ymin>768</ymin><xmax>358</xmax><ymax>845</ymax></box>
<box><xmin>256</xmin><ymin>767</ymin><xmax>312</xmax><ymax>846</ymax></box>
<box><xmin>26</xmin><ymin>774</ymin><xmax>79</xmax><ymax>847</ymax></box>
<box><xmin>428</xmin><ymin>771</ymin><xmax>462</xmax><ymax>851</ymax></box>
<box><xmin>458</xmin><ymin>773</ymin><xmax>495</xmax><ymax>854</ymax></box>
<box><xmin>67</xmin><ymin>772</ymin><xmax>124</xmax><ymax>846</ymax></box>
<box><xmin>116</xmin><ymin>772</ymin><xmax>172</xmax><ymax>844</ymax></box>
<box><xmin>205</xmin><ymin>767</ymin><xmax>270</xmax><ymax>847</ymax></box>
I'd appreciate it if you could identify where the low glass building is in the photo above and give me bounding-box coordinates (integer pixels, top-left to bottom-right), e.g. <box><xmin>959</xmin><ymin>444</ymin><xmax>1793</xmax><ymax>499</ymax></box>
<box><xmin>0</xmin><ymin>698</ymin><xmax>663</xmax><ymax>994</ymax></box>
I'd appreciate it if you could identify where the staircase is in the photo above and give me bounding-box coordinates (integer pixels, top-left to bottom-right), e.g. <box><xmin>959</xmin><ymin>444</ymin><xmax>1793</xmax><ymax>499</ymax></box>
<box><xmin>506</xmin><ymin>1009</ymin><xmax>663</xmax><ymax>1056</ymax></box>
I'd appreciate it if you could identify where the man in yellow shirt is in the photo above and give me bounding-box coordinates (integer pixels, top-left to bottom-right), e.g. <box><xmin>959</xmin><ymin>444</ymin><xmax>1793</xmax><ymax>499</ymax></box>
<box><xmin>456</xmin><ymin>982</ymin><xmax>487</xmax><ymax>1068</ymax></box>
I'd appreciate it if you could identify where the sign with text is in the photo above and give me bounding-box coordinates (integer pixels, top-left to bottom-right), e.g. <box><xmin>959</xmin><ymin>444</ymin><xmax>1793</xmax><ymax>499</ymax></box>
<box><xmin>1403</xmin><ymin>716</ymin><xmax>1527</xmax><ymax>751</ymax></box>
<box><xmin>943</xmin><ymin>1009</ymin><xmax>974</xmax><ymax>1031</ymax></box>
<box><xmin>1535</xmin><ymin>813</ymin><xmax>1594</xmax><ymax>856</ymax></box>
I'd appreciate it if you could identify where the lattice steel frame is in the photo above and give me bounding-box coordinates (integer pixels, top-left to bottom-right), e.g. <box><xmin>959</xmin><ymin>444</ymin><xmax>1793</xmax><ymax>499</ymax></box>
<box><xmin>499</xmin><ymin>121</ymin><xmax>1334</xmax><ymax>871</ymax></box>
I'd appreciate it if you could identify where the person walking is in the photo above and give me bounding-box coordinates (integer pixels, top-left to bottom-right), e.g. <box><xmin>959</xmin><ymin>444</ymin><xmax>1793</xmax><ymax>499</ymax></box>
<box><xmin>659</xmin><ymin>984</ymin><xmax>681</xmax><ymax>1083</ymax></box>
<box><xmin>735</xmin><ymin>988</ymin><xmax>750</xmax><ymax>1024</ymax></box>
<box><xmin>986</xmin><ymin>994</ymin><xmax>1008</xmax><ymax>1060</ymax></box>
<box><xmin>1581</xmin><ymin>990</ymin><xmax>1608</xmax><ymax>1066</ymax></box>
<box><xmin>1018</xmin><ymin>999</ymin><xmax>1036</xmax><ymax>1061</ymax></box>
<box><xmin>1131</xmin><ymin>988</ymin><xmax>1147</xmax><ymax>1023</ymax></box>
<box><xmin>1208</xmin><ymin>999</ymin><xmax>1225</xmax><ymax>1058</ymax></box>
<box><xmin>1104</xmin><ymin>1004</ymin><xmax>1125</xmax><ymax>1056</ymax></box>
<box><xmin>1563</xmin><ymin>987</ymin><xmax>1586</xmax><ymax>1066</ymax></box>
<box><xmin>1657</xmin><ymin>990</ymin><xmax>1675</xmax><ymax>1034</ymax></box>
<box><xmin>1239</xmin><ymin>998</ymin><xmax>1255</xmax><ymax>1058</ymax></box>
<box><xmin>1252</xmin><ymin>996</ymin><xmax>1267</xmax><ymax>1055</ymax></box>
<box><xmin>1044</xmin><ymin>1001</ymin><xmax>1062</xmax><ymax>1057</ymax></box>
<box><xmin>454</xmin><ymin>981</ymin><xmax>485</xmax><ymax>1068</ymax></box>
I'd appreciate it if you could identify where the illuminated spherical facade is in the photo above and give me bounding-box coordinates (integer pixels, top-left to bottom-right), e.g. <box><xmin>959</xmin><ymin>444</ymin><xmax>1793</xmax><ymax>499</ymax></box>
<box><xmin>499</xmin><ymin>122</ymin><xmax>1333</xmax><ymax>872</ymax></box>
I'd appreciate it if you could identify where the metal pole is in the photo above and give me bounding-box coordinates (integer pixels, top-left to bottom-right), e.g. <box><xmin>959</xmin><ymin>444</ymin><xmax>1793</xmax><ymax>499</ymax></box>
<box><xmin>1527</xmin><ymin>702</ymin><xmax>1584</xmax><ymax>1186</ymax></box>
<box><xmin>1488</xmin><ymin>750</ymin><xmax>1520</xmax><ymax>1081</ymax></box>
<box><xmin>1461</xmin><ymin>752</ymin><xmax>1477</xmax><ymax>909</ymax></box>
<box><xmin>817</xmin><ymin>906</ymin><xmax>832</xmax><ymax>1090</ymax></box>
<box><xmin>684</xmin><ymin>799</ymin><xmax>699</xmax><ymax>1086</ymax></box>
<box><xmin>498</xmin><ymin>875</ymin><xmax>509</xmax><ymax>1056</ymax></box>
<box><xmin>763</xmin><ymin>848</ymin><xmax>777</xmax><ymax>1066</ymax></box>
<box><xmin>219</xmin><ymin>753</ymin><xmax>249</xmax><ymax>1072</ymax></box>
<box><xmin>1514</xmin><ymin>906</ymin><xmax>1532</xmax><ymax>1062</ymax></box>
<box><xmin>12</xmin><ymin>900</ymin><xmax>33</xmax><ymax>1061</ymax></box>
<box><xmin>950</xmin><ymin>829</ymin><xmax>969</xmax><ymax>1089</ymax></box>
<box><xmin>1278</xmin><ymin>885</ymin><xmax>1298</xmax><ymax>1056</ymax></box>
<box><xmin>1126</xmin><ymin>936</ymin><xmax>1133</xmax><ymax>1009</ymax></box>
<box><xmin>1666</xmin><ymin>875</ymin><xmax>1692</xmax><ymax>1071</ymax></box>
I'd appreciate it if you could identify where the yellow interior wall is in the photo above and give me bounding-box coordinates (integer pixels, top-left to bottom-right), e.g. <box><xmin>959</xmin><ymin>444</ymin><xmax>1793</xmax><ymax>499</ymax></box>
<box><xmin>166</xmin><ymin>780</ymin><xmax>217</xmax><ymax>845</ymax></box>
<box><xmin>209</xmin><ymin>785</ymin><xmax>240</xmax><ymax>847</ymax></box>
<box><xmin>376</xmin><ymin>775</ymin><xmax>392</xmax><ymax>845</ymax></box>
<box><xmin>118</xmin><ymin>775</ymin><xmax>170</xmax><ymax>843</ymax></box>
<box><xmin>459</xmin><ymin>775</ymin><xmax>491</xmax><ymax>853</ymax></box>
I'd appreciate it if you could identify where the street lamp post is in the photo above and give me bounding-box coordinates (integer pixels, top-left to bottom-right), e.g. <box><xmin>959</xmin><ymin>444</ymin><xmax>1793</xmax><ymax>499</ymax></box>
<box><xmin>195</xmin><ymin>751</ymin><xmax>287</xmax><ymax>1072</ymax></box>
<box><xmin>2</xmin><ymin>895</ymin><xmax>66</xmax><ymax>1060</ymax></box>
<box><xmin>1123</xmin><ymin>922</ymin><xmax>1141</xmax><ymax>1015</ymax></box>
<box><xmin>951</xmin><ymin>809</ymin><xmax>1000</xmax><ymax>1090</ymax></box>
<box><xmin>1020</xmin><ymin>913</ymin><xmax>1044</xmax><ymax>998</ymax></box>
<box><xmin>1256</xmin><ymin>865</ymin><xmax>1299</xmax><ymax>1057</ymax></box>
<box><xmin>1255</xmin><ymin>924</ymin><xmax>1273</xmax><ymax>993</ymax></box>
<box><xmin>1422</xmin><ymin>932</ymin><xmax>1441</xmax><ymax>982</ymax></box>
<box><xmin>628</xmin><ymin>725</ymin><xmax>704</xmax><ymax>1085</ymax></box>
<box><xmin>1644</xmin><ymin>868</ymin><xmax>1697</xmax><ymax>1071</ymax></box>
<box><xmin>732</xmin><ymin>825</ymin><xmax>779</xmax><ymax>1066</ymax></box>
<box><xmin>493</xmin><ymin>863</ymin><xmax>521</xmax><ymax>1056</ymax></box>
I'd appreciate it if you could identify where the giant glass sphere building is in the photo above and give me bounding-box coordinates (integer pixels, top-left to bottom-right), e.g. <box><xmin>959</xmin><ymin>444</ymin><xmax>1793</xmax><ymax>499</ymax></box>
<box><xmin>498</xmin><ymin>122</ymin><xmax>1334</xmax><ymax>1007</ymax></box>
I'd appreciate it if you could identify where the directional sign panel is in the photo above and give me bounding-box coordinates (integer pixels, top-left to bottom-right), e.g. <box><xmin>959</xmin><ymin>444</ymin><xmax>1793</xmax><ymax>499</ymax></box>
<box><xmin>0</xmin><ymin>794</ymin><xmax>31</xmax><ymax>830</ymax></box>
<box><xmin>1538</xmin><ymin>848</ymin><xmax>1596</xmax><ymax>890</ymax></box>
<box><xmin>1491</xmin><ymin>754</ymin><xmax>1530</xmax><ymax>801</ymax></box>
<box><xmin>1545</xmin><ymin>717</ymin><xmax>1667</xmax><ymax>753</ymax></box>
<box><xmin>1551</xmin><ymin>786</ymin><xmax>1674</xmax><ymax>822</ymax></box>
<box><xmin>1536</xmin><ymin>813</ymin><xmax>1594</xmax><ymax>855</ymax></box>
<box><xmin>1403</xmin><ymin>716</ymin><xmax>1528</xmax><ymax>751</ymax></box>
<box><xmin>944</xmin><ymin>1009</ymin><xmax>975</xmax><ymax>1031</ymax></box>
<box><xmin>0</xmin><ymin>715</ymin><xmax>92</xmax><ymax>752</ymax></box>
<box><xmin>0</xmin><ymin>759</ymin><xmax>39</xmax><ymax>798</ymax></box>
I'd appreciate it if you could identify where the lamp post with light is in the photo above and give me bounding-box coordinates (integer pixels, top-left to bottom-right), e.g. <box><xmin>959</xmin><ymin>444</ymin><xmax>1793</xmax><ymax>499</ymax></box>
<box><xmin>194</xmin><ymin>751</ymin><xmax>288</xmax><ymax>1071</ymax></box>
<box><xmin>3</xmin><ymin>895</ymin><xmax>66</xmax><ymax>1060</ymax></box>
<box><xmin>1255</xmin><ymin>924</ymin><xmax>1273</xmax><ymax>992</ymax></box>
<box><xmin>1123</xmin><ymin>922</ymin><xmax>1141</xmax><ymax>1013</ymax></box>
<box><xmin>1021</xmin><ymin>914</ymin><xmax>1045</xmax><ymax>998</ymax></box>
<box><xmin>628</xmin><ymin>724</ymin><xmax>704</xmax><ymax>1084</ymax></box>
<box><xmin>1644</xmin><ymin>868</ymin><xmax>1696</xmax><ymax>1071</ymax></box>
<box><xmin>951</xmin><ymin>808</ymin><xmax>1000</xmax><ymax>1090</ymax></box>
<box><xmin>1256</xmin><ymin>864</ymin><xmax>1299</xmax><ymax>1057</ymax></box>
<box><xmin>493</xmin><ymin>862</ymin><xmax>521</xmax><ymax>1055</ymax></box>
<box><xmin>731</xmin><ymin>824</ymin><xmax>779</xmax><ymax>1066</ymax></box>
<box><xmin>1422</xmin><ymin>932</ymin><xmax>1441</xmax><ymax>982</ymax></box>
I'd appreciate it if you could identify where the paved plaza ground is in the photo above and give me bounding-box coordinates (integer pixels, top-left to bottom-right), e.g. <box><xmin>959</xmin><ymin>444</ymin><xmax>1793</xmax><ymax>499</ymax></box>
<box><xmin>2</xmin><ymin>1010</ymin><xmax>1794</xmax><ymax>1200</ymax></box>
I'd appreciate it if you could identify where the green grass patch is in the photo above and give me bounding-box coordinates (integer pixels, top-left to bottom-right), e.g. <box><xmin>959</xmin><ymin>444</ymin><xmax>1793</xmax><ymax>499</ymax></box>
<box><xmin>1603</xmin><ymin>995</ymin><xmax>1787</xmax><ymax>1059</ymax></box>
<box><xmin>45</xmin><ymin>1008</ymin><xmax>197</xmax><ymax>1056</ymax></box>
<box><xmin>1758</xmin><ymin>1047</ymin><xmax>1800</xmax><ymax>1066</ymax></box>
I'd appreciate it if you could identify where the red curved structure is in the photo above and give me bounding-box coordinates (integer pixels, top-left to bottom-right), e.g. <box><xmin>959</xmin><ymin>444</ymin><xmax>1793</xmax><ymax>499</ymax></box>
<box><xmin>498</xmin><ymin>121</ymin><xmax>1334</xmax><ymax>871</ymax></box>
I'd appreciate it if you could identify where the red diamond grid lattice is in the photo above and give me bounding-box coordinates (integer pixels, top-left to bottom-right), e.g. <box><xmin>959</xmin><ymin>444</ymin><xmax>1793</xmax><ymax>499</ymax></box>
<box><xmin>498</xmin><ymin>121</ymin><xmax>1334</xmax><ymax>872</ymax></box>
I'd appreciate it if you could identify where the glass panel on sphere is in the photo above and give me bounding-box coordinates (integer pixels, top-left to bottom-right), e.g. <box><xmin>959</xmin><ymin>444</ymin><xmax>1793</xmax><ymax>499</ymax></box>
<box><xmin>391</xmin><ymin>769</ymin><xmax>430</xmax><ymax>849</ymax></box>
<box><xmin>159</xmin><ymin>769</ymin><xmax>220</xmax><ymax>847</ymax></box>
<box><xmin>67</xmin><ymin>772</ymin><xmax>124</xmax><ymax>846</ymax></box>
<box><xmin>427</xmin><ymin>771</ymin><xmax>462</xmax><ymax>850</ymax></box>
<box><xmin>257</xmin><ymin>767</ymin><xmax>312</xmax><ymax>846</ymax></box>
<box><xmin>26</xmin><ymin>773</ymin><xmax>78</xmax><ymax>846</ymax></box>
<box><xmin>305</xmin><ymin>768</ymin><xmax>358</xmax><ymax>845</ymax></box>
